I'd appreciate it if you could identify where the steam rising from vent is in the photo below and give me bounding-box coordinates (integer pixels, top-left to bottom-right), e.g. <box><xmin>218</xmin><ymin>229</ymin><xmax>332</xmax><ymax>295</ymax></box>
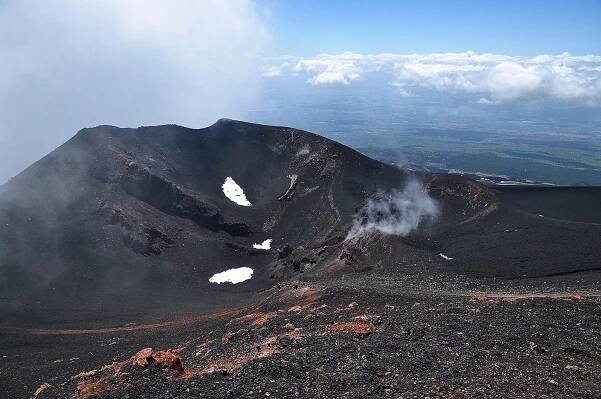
<box><xmin>346</xmin><ymin>179</ymin><xmax>440</xmax><ymax>239</ymax></box>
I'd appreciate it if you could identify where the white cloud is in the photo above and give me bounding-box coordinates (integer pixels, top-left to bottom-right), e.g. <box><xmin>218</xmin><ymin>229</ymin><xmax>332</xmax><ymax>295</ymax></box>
<box><xmin>267</xmin><ymin>51</ymin><xmax>601</xmax><ymax>106</ymax></box>
<box><xmin>485</xmin><ymin>61</ymin><xmax>542</xmax><ymax>102</ymax></box>
<box><xmin>262</xmin><ymin>66</ymin><xmax>282</xmax><ymax>77</ymax></box>
<box><xmin>394</xmin><ymin>62</ymin><xmax>485</xmax><ymax>93</ymax></box>
<box><xmin>0</xmin><ymin>0</ymin><xmax>269</xmax><ymax>183</ymax></box>
<box><xmin>293</xmin><ymin>52</ymin><xmax>363</xmax><ymax>85</ymax></box>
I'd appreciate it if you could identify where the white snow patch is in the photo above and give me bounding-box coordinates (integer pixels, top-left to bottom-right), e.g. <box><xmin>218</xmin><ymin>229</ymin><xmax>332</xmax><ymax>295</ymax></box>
<box><xmin>439</xmin><ymin>253</ymin><xmax>454</xmax><ymax>260</ymax></box>
<box><xmin>296</xmin><ymin>145</ymin><xmax>311</xmax><ymax>156</ymax></box>
<box><xmin>222</xmin><ymin>177</ymin><xmax>252</xmax><ymax>206</ymax></box>
<box><xmin>209</xmin><ymin>267</ymin><xmax>254</xmax><ymax>284</ymax></box>
<box><xmin>253</xmin><ymin>239</ymin><xmax>272</xmax><ymax>250</ymax></box>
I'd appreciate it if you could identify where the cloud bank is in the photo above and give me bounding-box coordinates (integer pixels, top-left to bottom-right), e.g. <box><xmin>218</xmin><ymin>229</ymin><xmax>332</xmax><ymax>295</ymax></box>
<box><xmin>265</xmin><ymin>51</ymin><xmax>601</xmax><ymax>105</ymax></box>
<box><xmin>0</xmin><ymin>0</ymin><xmax>269</xmax><ymax>183</ymax></box>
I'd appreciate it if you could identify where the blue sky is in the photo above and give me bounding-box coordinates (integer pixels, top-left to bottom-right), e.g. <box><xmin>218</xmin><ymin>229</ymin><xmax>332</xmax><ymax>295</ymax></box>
<box><xmin>263</xmin><ymin>0</ymin><xmax>601</xmax><ymax>56</ymax></box>
<box><xmin>1</xmin><ymin>0</ymin><xmax>600</xmax><ymax>183</ymax></box>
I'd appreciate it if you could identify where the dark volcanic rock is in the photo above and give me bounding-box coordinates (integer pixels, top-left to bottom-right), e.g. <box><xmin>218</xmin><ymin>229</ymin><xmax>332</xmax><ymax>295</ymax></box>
<box><xmin>0</xmin><ymin>119</ymin><xmax>600</xmax><ymax>327</ymax></box>
<box><xmin>1</xmin><ymin>120</ymin><xmax>601</xmax><ymax>398</ymax></box>
<box><xmin>0</xmin><ymin>120</ymin><xmax>408</xmax><ymax>325</ymax></box>
<box><xmin>0</xmin><ymin>120</ymin><xmax>601</xmax><ymax>320</ymax></box>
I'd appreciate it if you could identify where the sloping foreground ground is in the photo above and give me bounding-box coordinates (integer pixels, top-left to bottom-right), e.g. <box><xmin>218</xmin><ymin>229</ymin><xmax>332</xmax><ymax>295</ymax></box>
<box><xmin>2</xmin><ymin>271</ymin><xmax>601</xmax><ymax>399</ymax></box>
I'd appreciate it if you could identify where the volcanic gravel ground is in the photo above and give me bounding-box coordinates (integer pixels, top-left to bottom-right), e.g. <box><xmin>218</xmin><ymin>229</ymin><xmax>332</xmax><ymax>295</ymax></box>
<box><xmin>495</xmin><ymin>186</ymin><xmax>601</xmax><ymax>225</ymax></box>
<box><xmin>3</xmin><ymin>270</ymin><xmax>600</xmax><ymax>399</ymax></box>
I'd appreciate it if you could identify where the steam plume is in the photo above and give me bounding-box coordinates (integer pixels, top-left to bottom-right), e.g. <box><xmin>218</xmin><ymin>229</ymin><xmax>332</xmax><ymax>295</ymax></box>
<box><xmin>346</xmin><ymin>179</ymin><xmax>439</xmax><ymax>239</ymax></box>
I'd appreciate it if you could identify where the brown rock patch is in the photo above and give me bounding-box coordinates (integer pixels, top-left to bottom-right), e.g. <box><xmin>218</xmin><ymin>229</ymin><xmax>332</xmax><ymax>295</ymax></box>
<box><xmin>75</xmin><ymin>379</ymin><xmax>112</xmax><ymax>399</ymax></box>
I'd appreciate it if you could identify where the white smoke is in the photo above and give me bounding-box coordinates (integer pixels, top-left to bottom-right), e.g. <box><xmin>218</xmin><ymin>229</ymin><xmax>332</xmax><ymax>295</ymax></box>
<box><xmin>0</xmin><ymin>0</ymin><xmax>270</xmax><ymax>183</ymax></box>
<box><xmin>346</xmin><ymin>179</ymin><xmax>440</xmax><ymax>239</ymax></box>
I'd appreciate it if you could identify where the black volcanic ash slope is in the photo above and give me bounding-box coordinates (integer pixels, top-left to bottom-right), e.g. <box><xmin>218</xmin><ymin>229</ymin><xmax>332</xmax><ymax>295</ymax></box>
<box><xmin>0</xmin><ymin>119</ymin><xmax>408</xmax><ymax>325</ymax></box>
<box><xmin>0</xmin><ymin>119</ymin><xmax>600</xmax><ymax>326</ymax></box>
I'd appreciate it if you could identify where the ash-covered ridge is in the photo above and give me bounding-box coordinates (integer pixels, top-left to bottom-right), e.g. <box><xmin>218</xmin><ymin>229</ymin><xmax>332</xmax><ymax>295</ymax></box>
<box><xmin>0</xmin><ymin>119</ymin><xmax>600</xmax><ymax>327</ymax></box>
